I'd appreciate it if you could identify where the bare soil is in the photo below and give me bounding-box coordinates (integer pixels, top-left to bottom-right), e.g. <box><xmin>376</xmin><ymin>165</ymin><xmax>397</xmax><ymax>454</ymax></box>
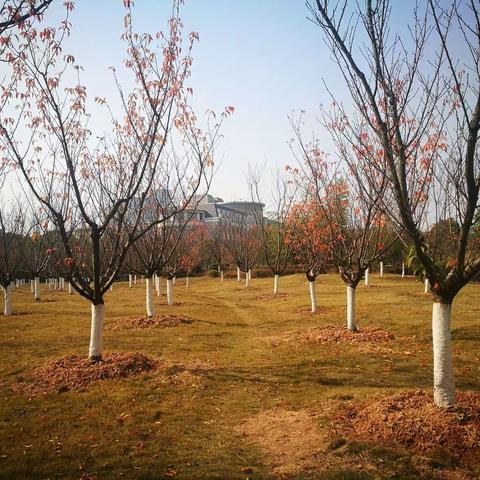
<box><xmin>236</xmin><ymin>408</ymin><xmax>326</xmax><ymax>476</ymax></box>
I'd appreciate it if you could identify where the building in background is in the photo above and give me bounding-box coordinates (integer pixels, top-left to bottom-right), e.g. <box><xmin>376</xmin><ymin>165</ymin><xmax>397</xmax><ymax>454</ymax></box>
<box><xmin>189</xmin><ymin>194</ymin><xmax>264</xmax><ymax>225</ymax></box>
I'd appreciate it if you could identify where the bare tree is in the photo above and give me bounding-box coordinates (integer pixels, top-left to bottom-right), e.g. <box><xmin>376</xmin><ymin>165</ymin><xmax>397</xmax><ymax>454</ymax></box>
<box><xmin>204</xmin><ymin>222</ymin><xmax>228</xmax><ymax>281</ymax></box>
<box><xmin>308</xmin><ymin>0</ymin><xmax>480</xmax><ymax>406</ymax></box>
<box><xmin>223</xmin><ymin>217</ymin><xmax>260</xmax><ymax>287</ymax></box>
<box><xmin>248</xmin><ymin>167</ymin><xmax>296</xmax><ymax>294</ymax></box>
<box><xmin>0</xmin><ymin>197</ymin><xmax>25</xmax><ymax>315</ymax></box>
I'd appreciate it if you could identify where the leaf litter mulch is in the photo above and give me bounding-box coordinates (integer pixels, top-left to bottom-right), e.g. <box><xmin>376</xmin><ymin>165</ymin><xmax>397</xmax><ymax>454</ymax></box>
<box><xmin>269</xmin><ymin>324</ymin><xmax>393</xmax><ymax>346</ymax></box>
<box><xmin>11</xmin><ymin>354</ymin><xmax>215</xmax><ymax>394</ymax></box>
<box><xmin>333</xmin><ymin>390</ymin><xmax>480</xmax><ymax>465</ymax></box>
<box><xmin>108</xmin><ymin>313</ymin><xmax>193</xmax><ymax>330</ymax></box>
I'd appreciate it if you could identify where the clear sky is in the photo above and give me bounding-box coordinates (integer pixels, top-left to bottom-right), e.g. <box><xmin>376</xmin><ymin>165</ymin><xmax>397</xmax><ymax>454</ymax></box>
<box><xmin>43</xmin><ymin>1</ymin><xmax>432</xmax><ymax>203</ymax></box>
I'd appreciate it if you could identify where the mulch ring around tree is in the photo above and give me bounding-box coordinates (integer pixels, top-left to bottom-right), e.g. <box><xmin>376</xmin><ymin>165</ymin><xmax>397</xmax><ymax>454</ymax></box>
<box><xmin>332</xmin><ymin>390</ymin><xmax>480</xmax><ymax>465</ymax></box>
<box><xmin>108</xmin><ymin>314</ymin><xmax>193</xmax><ymax>330</ymax></box>
<box><xmin>13</xmin><ymin>352</ymin><xmax>157</xmax><ymax>394</ymax></box>
<box><xmin>269</xmin><ymin>324</ymin><xmax>393</xmax><ymax>346</ymax></box>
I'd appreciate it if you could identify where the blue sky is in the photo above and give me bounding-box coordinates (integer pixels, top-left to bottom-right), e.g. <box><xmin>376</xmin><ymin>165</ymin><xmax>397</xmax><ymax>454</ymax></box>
<box><xmin>47</xmin><ymin>1</ymin><xmax>428</xmax><ymax>203</ymax></box>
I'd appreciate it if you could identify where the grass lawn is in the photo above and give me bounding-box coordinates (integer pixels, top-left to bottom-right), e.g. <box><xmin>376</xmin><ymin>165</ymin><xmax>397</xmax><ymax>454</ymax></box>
<box><xmin>0</xmin><ymin>273</ymin><xmax>479</xmax><ymax>479</ymax></box>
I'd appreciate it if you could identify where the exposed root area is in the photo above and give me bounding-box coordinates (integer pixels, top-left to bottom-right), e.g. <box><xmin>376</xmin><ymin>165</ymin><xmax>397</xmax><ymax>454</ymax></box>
<box><xmin>236</xmin><ymin>408</ymin><xmax>325</xmax><ymax>475</ymax></box>
<box><xmin>270</xmin><ymin>325</ymin><xmax>393</xmax><ymax>346</ymax></box>
<box><xmin>17</xmin><ymin>353</ymin><xmax>157</xmax><ymax>392</ymax></box>
<box><xmin>333</xmin><ymin>390</ymin><xmax>480</xmax><ymax>463</ymax></box>
<box><xmin>109</xmin><ymin>314</ymin><xmax>193</xmax><ymax>330</ymax></box>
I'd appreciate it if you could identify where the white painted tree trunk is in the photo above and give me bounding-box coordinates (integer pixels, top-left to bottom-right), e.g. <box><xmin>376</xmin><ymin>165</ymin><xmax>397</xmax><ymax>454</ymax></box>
<box><xmin>273</xmin><ymin>274</ymin><xmax>279</xmax><ymax>294</ymax></box>
<box><xmin>185</xmin><ymin>276</ymin><xmax>189</xmax><ymax>288</ymax></box>
<box><xmin>380</xmin><ymin>261</ymin><xmax>384</xmax><ymax>278</ymax></box>
<box><xmin>364</xmin><ymin>268</ymin><xmax>369</xmax><ymax>287</ymax></box>
<box><xmin>89</xmin><ymin>303</ymin><xmax>104</xmax><ymax>361</ymax></box>
<box><xmin>30</xmin><ymin>279</ymin><xmax>34</xmax><ymax>293</ymax></box>
<box><xmin>134</xmin><ymin>275</ymin><xmax>137</xmax><ymax>285</ymax></box>
<box><xmin>347</xmin><ymin>286</ymin><xmax>356</xmax><ymax>331</ymax></box>
<box><xmin>4</xmin><ymin>285</ymin><xmax>12</xmax><ymax>316</ymax></box>
<box><xmin>156</xmin><ymin>275</ymin><xmax>161</xmax><ymax>296</ymax></box>
<box><xmin>48</xmin><ymin>280</ymin><xmax>51</xmax><ymax>292</ymax></box>
<box><xmin>172</xmin><ymin>275</ymin><xmax>176</xmax><ymax>285</ymax></box>
<box><xmin>166</xmin><ymin>279</ymin><xmax>173</xmax><ymax>305</ymax></box>
<box><xmin>146</xmin><ymin>276</ymin><xmax>154</xmax><ymax>317</ymax></box>
<box><xmin>68</xmin><ymin>282</ymin><xmax>73</xmax><ymax>294</ymax></box>
<box><xmin>129</xmin><ymin>274</ymin><xmax>132</xmax><ymax>288</ymax></box>
<box><xmin>402</xmin><ymin>262</ymin><xmax>405</xmax><ymax>278</ymax></box>
<box><xmin>309</xmin><ymin>280</ymin><xmax>317</xmax><ymax>313</ymax></box>
<box><xmin>237</xmin><ymin>267</ymin><xmax>241</xmax><ymax>282</ymax></box>
<box><xmin>34</xmin><ymin>277</ymin><xmax>40</xmax><ymax>301</ymax></box>
<box><xmin>248</xmin><ymin>269</ymin><xmax>252</xmax><ymax>281</ymax></box>
<box><xmin>432</xmin><ymin>302</ymin><xmax>455</xmax><ymax>407</ymax></box>
<box><xmin>220</xmin><ymin>270</ymin><xmax>224</xmax><ymax>282</ymax></box>
<box><xmin>245</xmin><ymin>272</ymin><xmax>249</xmax><ymax>288</ymax></box>
<box><xmin>425</xmin><ymin>278</ymin><xmax>430</xmax><ymax>293</ymax></box>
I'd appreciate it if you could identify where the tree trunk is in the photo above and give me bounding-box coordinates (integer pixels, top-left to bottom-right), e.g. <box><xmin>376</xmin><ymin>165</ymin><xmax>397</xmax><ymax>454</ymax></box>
<box><xmin>364</xmin><ymin>268</ymin><xmax>369</xmax><ymax>287</ymax></box>
<box><xmin>432</xmin><ymin>302</ymin><xmax>455</xmax><ymax>407</ymax></box>
<box><xmin>425</xmin><ymin>278</ymin><xmax>430</xmax><ymax>293</ymax></box>
<box><xmin>146</xmin><ymin>276</ymin><xmax>154</xmax><ymax>317</ymax></box>
<box><xmin>34</xmin><ymin>276</ymin><xmax>40</xmax><ymax>301</ymax></box>
<box><xmin>309</xmin><ymin>280</ymin><xmax>317</xmax><ymax>313</ymax></box>
<box><xmin>185</xmin><ymin>276</ymin><xmax>189</xmax><ymax>288</ymax></box>
<box><xmin>237</xmin><ymin>267</ymin><xmax>241</xmax><ymax>282</ymax></box>
<box><xmin>166</xmin><ymin>279</ymin><xmax>173</xmax><ymax>305</ymax></box>
<box><xmin>88</xmin><ymin>303</ymin><xmax>104</xmax><ymax>361</ymax></box>
<box><xmin>129</xmin><ymin>274</ymin><xmax>132</xmax><ymax>288</ymax></box>
<box><xmin>380</xmin><ymin>261</ymin><xmax>384</xmax><ymax>278</ymax></box>
<box><xmin>347</xmin><ymin>286</ymin><xmax>356</xmax><ymax>331</ymax></box>
<box><xmin>402</xmin><ymin>262</ymin><xmax>405</xmax><ymax>278</ymax></box>
<box><xmin>273</xmin><ymin>274</ymin><xmax>279</xmax><ymax>294</ymax></box>
<box><xmin>30</xmin><ymin>279</ymin><xmax>34</xmax><ymax>293</ymax></box>
<box><xmin>4</xmin><ymin>285</ymin><xmax>12</xmax><ymax>316</ymax></box>
<box><xmin>156</xmin><ymin>275</ymin><xmax>161</xmax><ymax>296</ymax></box>
<box><xmin>220</xmin><ymin>270</ymin><xmax>224</xmax><ymax>282</ymax></box>
<box><xmin>172</xmin><ymin>275</ymin><xmax>176</xmax><ymax>285</ymax></box>
<box><xmin>134</xmin><ymin>275</ymin><xmax>137</xmax><ymax>285</ymax></box>
<box><xmin>68</xmin><ymin>282</ymin><xmax>73</xmax><ymax>294</ymax></box>
<box><xmin>245</xmin><ymin>272</ymin><xmax>249</xmax><ymax>288</ymax></box>
<box><xmin>248</xmin><ymin>269</ymin><xmax>252</xmax><ymax>281</ymax></box>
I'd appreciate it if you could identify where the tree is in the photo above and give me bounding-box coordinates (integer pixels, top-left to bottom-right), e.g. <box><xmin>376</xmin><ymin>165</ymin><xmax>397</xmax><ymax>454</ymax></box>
<box><xmin>223</xmin><ymin>218</ymin><xmax>260</xmax><ymax>287</ymax></box>
<box><xmin>0</xmin><ymin>0</ymin><xmax>55</xmax><ymax>36</ymax></box>
<box><xmin>285</xmin><ymin>199</ymin><xmax>331</xmax><ymax>312</ymax></box>
<box><xmin>20</xmin><ymin>206</ymin><xmax>52</xmax><ymax>301</ymax></box>
<box><xmin>248</xmin><ymin>167</ymin><xmax>296</xmax><ymax>294</ymax></box>
<box><xmin>204</xmin><ymin>222</ymin><xmax>228</xmax><ymax>281</ymax></box>
<box><xmin>291</xmin><ymin>119</ymin><xmax>397</xmax><ymax>331</ymax></box>
<box><xmin>0</xmin><ymin>1</ymin><xmax>227</xmax><ymax>360</ymax></box>
<box><xmin>180</xmin><ymin>221</ymin><xmax>207</xmax><ymax>288</ymax></box>
<box><xmin>309</xmin><ymin>0</ymin><xmax>480</xmax><ymax>406</ymax></box>
<box><xmin>0</xmin><ymin>199</ymin><xmax>25</xmax><ymax>315</ymax></box>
